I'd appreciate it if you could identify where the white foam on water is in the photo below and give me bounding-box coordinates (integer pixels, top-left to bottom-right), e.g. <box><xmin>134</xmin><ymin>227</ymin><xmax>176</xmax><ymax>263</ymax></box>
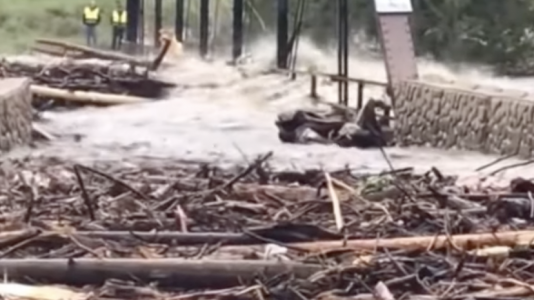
<box><xmin>29</xmin><ymin>37</ymin><xmax>534</xmax><ymax>178</ymax></box>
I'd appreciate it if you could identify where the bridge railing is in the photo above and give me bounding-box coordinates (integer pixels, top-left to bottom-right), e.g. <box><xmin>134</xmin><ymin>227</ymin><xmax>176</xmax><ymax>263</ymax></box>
<box><xmin>273</xmin><ymin>69</ymin><xmax>388</xmax><ymax>110</ymax></box>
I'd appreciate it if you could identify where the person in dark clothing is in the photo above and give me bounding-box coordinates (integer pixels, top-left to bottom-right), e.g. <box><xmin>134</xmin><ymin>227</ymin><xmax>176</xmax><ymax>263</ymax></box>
<box><xmin>111</xmin><ymin>1</ymin><xmax>127</xmax><ymax>50</ymax></box>
<box><xmin>82</xmin><ymin>0</ymin><xmax>101</xmax><ymax>47</ymax></box>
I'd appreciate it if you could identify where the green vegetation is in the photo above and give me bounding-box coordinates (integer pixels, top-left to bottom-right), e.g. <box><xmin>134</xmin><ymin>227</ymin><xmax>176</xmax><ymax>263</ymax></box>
<box><xmin>3</xmin><ymin>0</ymin><xmax>534</xmax><ymax>73</ymax></box>
<box><xmin>244</xmin><ymin>0</ymin><xmax>534</xmax><ymax>73</ymax></box>
<box><xmin>0</xmin><ymin>0</ymin><xmax>178</xmax><ymax>53</ymax></box>
<box><xmin>0</xmin><ymin>0</ymin><xmax>103</xmax><ymax>52</ymax></box>
<box><xmin>244</xmin><ymin>0</ymin><xmax>534</xmax><ymax>71</ymax></box>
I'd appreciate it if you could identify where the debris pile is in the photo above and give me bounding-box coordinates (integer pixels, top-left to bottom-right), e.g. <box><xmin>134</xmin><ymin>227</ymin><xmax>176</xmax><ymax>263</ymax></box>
<box><xmin>0</xmin><ymin>38</ymin><xmax>175</xmax><ymax>109</ymax></box>
<box><xmin>276</xmin><ymin>99</ymin><xmax>394</xmax><ymax>148</ymax></box>
<box><xmin>1</xmin><ymin>59</ymin><xmax>175</xmax><ymax>99</ymax></box>
<box><xmin>1</xmin><ymin>153</ymin><xmax>534</xmax><ymax>299</ymax></box>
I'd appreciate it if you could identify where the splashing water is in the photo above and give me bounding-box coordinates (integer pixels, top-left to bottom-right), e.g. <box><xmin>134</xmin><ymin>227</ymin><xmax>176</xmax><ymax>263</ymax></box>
<box><xmin>23</xmin><ymin>38</ymin><xmax>534</xmax><ymax>179</ymax></box>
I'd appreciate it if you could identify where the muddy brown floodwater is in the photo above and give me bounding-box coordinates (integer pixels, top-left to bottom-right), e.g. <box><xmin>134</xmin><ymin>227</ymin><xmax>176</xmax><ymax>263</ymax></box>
<box><xmin>17</xmin><ymin>41</ymin><xmax>534</xmax><ymax>179</ymax></box>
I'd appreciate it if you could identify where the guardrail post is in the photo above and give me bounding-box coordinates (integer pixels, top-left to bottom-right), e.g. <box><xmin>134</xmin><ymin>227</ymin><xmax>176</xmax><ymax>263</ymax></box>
<box><xmin>357</xmin><ymin>82</ymin><xmax>364</xmax><ymax>109</ymax></box>
<box><xmin>337</xmin><ymin>0</ymin><xmax>349</xmax><ymax>105</ymax></box>
<box><xmin>310</xmin><ymin>75</ymin><xmax>317</xmax><ymax>98</ymax></box>
<box><xmin>383</xmin><ymin>106</ymin><xmax>391</xmax><ymax>127</ymax></box>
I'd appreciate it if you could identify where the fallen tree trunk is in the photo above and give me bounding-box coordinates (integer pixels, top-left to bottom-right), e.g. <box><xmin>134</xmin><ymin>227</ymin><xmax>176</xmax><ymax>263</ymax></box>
<box><xmin>0</xmin><ymin>258</ymin><xmax>322</xmax><ymax>288</ymax></box>
<box><xmin>30</xmin><ymin>46</ymin><xmax>85</xmax><ymax>59</ymax></box>
<box><xmin>34</xmin><ymin>38</ymin><xmax>171</xmax><ymax>71</ymax></box>
<box><xmin>0</xmin><ymin>225</ymin><xmax>341</xmax><ymax>246</ymax></box>
<box><xmin>2</xmin><ymin>229</ymin><xmax>533</xmax><ymax>256</ymax></box>
<box><xmin>31</xmin><ymin>85</ymin><xmax>148</xmax><ymax>106</ymax></box>
<box><xmin>3</xmin><ymin>56</ymin><xmax>136</xmax><ymax>73</ymax></box>
<box><xmin>35</xmin><ymin>39</ymin><xmax>150</xmax><ymax>67</ymax></box>
<box><xmin>205</xmin><ymin>230</ymin><xmax>534</xmax><ymax>254</ymax></box>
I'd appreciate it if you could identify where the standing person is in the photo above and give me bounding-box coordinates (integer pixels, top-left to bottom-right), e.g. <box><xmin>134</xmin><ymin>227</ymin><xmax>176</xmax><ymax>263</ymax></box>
<box><xmin>82</xmin><ymin>0</ymin><xmax>101</xmax><ymax>47</ymax></box>
<box><xmin>111</xmin><ymin>1</ymin><xmax>127</xmax><ymax>50</ymax></box>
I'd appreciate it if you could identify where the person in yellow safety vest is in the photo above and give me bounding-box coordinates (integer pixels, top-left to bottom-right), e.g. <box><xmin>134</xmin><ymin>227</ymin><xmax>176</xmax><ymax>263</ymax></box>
<box><xmin>111</xmin><ymin>1</ymin><xmax>127</xmax><ymax>50</ymax></box>
<box><xmin>82</xmin><ymin>0</ymin><xmax>101</xmax><ymax>47</ymax></box>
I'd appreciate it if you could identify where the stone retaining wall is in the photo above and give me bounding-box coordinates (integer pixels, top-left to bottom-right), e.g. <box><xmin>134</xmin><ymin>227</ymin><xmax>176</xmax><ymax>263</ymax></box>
<box><xmin>393</xmin><ymin>80</ymin><xmax>534</xmax><ymax>157</ymax></box>
<box><xmin>0</xmin><ymin>78</ymin><xmax>32</xmax><ymax>152</ymax></box>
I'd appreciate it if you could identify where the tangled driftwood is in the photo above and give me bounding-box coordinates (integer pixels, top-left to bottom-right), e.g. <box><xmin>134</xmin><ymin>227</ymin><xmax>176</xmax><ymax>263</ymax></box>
<box><xmin>0</xmin><ymin>58</ymin><xmax>174</xmax><ymax>101</ymax></box>
<box><xmin>276</xmin><ymin>99</ymin><xmax>394</xmax><ymax>148</ymax></box>
<box><xmin>0</xmin><ymin>153</ymin><xmax>531</xmax><ymax>299</ymax></box>
<box><xmin>0</xmin><ymin>38</ymin><xmax>177</xmax><ymax>109</ymax></box>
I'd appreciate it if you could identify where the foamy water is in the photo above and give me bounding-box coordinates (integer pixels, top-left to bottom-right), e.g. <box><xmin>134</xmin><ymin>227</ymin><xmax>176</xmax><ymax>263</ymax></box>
<box><xmin>22</xmin><ymin>38</ymin><xmax>534</xmax><ymax>179</ymax></box>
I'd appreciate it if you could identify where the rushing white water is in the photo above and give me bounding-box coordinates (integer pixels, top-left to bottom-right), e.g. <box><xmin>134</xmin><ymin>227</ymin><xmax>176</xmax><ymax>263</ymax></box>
<box><xmin>23</xmin><ymin>38</ymin><xmax>534</xmax><ymax>178</ymax></box>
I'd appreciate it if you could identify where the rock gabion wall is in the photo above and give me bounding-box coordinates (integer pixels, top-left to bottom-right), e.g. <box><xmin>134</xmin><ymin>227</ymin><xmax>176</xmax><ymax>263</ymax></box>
<box><xmin>0</xmin><ymin>78</ymin><xmax>32</xmax><ymax>152</ymax></box>
<box><xmin>393</xmin><ymin>80</ymin><xmax>534</xmax><ymax>158</ymax></box>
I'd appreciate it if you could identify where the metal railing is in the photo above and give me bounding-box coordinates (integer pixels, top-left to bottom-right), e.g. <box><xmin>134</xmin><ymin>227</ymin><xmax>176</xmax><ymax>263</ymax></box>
<box><xmin>274</xmin><ymin>68</ymin><xmax>388</xmax><ymax>110</ymax></box>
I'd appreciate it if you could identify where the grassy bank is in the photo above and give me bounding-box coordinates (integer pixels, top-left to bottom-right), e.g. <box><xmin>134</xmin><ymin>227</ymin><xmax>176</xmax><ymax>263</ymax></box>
<box><xmin>0</xmin><ymin>0</ymin><xmax>109</xmax><ymax>52</ymax></box>
<box><xmin>0</xmin><ymin>0</ymin><xmax>241</xmax><ymax>53</ymax></box>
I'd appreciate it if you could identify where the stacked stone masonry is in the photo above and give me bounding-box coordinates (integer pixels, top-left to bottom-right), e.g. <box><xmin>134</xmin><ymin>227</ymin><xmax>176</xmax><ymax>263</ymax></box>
<box><xmin>0</xmin><ymin>78</ymin><xmax>32</xmax><ymax>152</ymax></box>
<box><xmin>393</xmin><ymin>80</ymin><xmax>534</xmax><ymax>158</ymax></box>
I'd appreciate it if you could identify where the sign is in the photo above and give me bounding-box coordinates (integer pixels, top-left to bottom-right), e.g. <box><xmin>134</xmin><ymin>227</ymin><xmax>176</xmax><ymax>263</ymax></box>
<box><xmin>374</xmin><ymin>0</ymin><xmax>413</xmax><ymax>13</ymax></box>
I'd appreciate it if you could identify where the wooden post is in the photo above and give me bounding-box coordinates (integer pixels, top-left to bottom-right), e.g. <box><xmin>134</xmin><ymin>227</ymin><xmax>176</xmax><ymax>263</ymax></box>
<box><xmin>276</xmin><ymin>0</ymin><xmax>289</xmax><ymax>69</ymax></box>
<box><xmin>383</xmin><ymin>106</ymin><xmax>391</xmax><ymax>127</ymax></box>
<box><xmin>357</xmin><ymin>82</ymin><xmax>364</xmax><ymax>109</ymax></box>
<box><xmin>175</xmin><ymin>0</ymin><xmax>184</xmax><ymax>42</ymax></box>
<box><xmin>232</xmin><ymin>0</ymin><xmax>244</xmax><ymax>61</ymax></box>
<box><xmin>310</xmin><ymin>75</ymin><xmax>317</xmax><ymax>98</ymax></box>
<box><xmin>126</xmin><ymin>0</ymin><xmax>140</xmax><ymax>45</ymax></box>
<box><xmin>154</xmin><ymin>0</ymin><xmax>162</xmax><ymax>47</ymax></box>
<box><xmin>199</xmin><ymin>0</ymin><xmax>210</xmax><ymax>58</ymax></box>
<box><xmin>337</xmin><ymin>0</ymin><xmax>349</xmax><ymax>106</ymax></box>
<box><xmin>138</xmin><ymin>0</ymin><xmax>145</xmax><ymax>53</ymax></box>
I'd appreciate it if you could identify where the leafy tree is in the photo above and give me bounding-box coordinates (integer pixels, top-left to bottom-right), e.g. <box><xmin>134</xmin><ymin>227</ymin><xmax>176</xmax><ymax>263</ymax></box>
<box><xmin>242</xmin><ymin>0</ymin><xmax>534</xmax><ymax>75</ymax></box>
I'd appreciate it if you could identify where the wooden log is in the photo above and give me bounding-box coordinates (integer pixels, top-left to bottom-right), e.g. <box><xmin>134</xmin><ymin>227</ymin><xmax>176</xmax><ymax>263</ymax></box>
<box><xmin>30</xmin><ymin>85</ymin><xmax>148</xmax><ymax>106</ymax></box>
<box><xmin>31</xmin><ymin>46</ymin><xmax>85</xmax><ymax>59</ymax></box>
<box><xmin>1</xmin><ymin>58</ymin><xmax>176</xmax><ymax>97</ymax></box>
<box><xmin>0</xmin><ymin>282</ymin><xmax>87</xmax><ymax>300</ymax></box>
<box><xmin>0</xmin><ymin>230</ymin><xmax>251</xmax><ymax>245</ymax></box>
<box><xmin>32</xmin><ymin>124</ymin><xmax>56</xmax><ymax>141</ymax></box>
<box><xmin>4</xmin><ymin>229</ymin><xmax>534</xmax><ymax>255</ymax></box>
<box><xmin>35</xmin><ymin>39</ymin><xmax>151</xmax><ymax>68</ymax></box>
<box><xmin>210</xmin><ymin>230</ymin><xmax>534</xmax><ymax>254</ymax></box>
<box><xmin>151</xmin><ymin>35</ymin><xmax>172</xmax><ymax>70</ymax></box>
<box><xmin>72</xmin><ymin>231</ymin><xmax>282</xmax><ymax>244</ymax></box>
<box><xmin>292</xmin><ymin>230</ymin><xmax>534</xmax><ymax>251</ymax></box>
<box><xmin>0</xmin><ymin>225</ymin><xmax>340</xmax><ymax>245</ymax></box>
<box><xmin>34</xmin><ymin>38</ymin><xmax>172</xmax><ymax>71</ymax></box>
<box><xmin>5</xmin><ymin>56</ymin><xmax>133</xmax><ymax>73</ymax></box>
<box><xmin>0</xmin><ymin>258</ymin><xmax>322</xmax><ymax>288</ymax></box>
